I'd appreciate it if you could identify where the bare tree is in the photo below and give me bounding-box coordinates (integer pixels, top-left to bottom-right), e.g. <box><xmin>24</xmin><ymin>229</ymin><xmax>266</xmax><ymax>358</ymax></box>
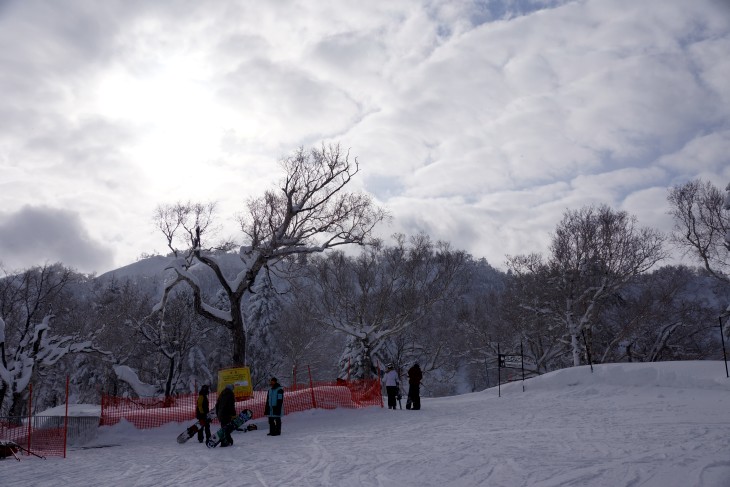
<box><xmin>508</xmin><ymin>205</ymin><xmax>666</xmax><ymax>367</ymax></box>
<box><xmin>153</xmin><ymin>144</ymin><xmax>388</xmax><ymax>365</ymax></box>
<box><xmin>303</xmin><ymin>233</ymin><xmax>468</xmax><ymax>379</ymax></box>
<box><xmin>130</xmin><ymin>291</ymin><xmax>215</xmax><ymax>397</ymax></box>
<box><xmin>596</xmin><ymin>266</ymin><xmax>723</xmax><ymax>363</ymax></box>
<box><xmin>668</xmin><ymin>180</ymin><xmax>730</xmax><ymax>282</ymax></box>
<box><xmin>499</xmin><ymin>262</ymin><xmax>570</xmax><ymax>372</ymax></box>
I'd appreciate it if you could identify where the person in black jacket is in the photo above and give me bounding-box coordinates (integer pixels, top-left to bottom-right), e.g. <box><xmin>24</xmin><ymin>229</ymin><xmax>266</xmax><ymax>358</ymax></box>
<box><xmin>264</xmin><ymin>377</ymin><xmax>284</xmax><ymax>436</ymax></box>
<box><xmin>196</xmin><ymin>385</ymin><xmax>212</xmax><ymax>443</ymax></box>
<box><xmin>406</xmin><ymin>363</ymin><xmax>423</xmax><ymax>410</ymax></box>
<box><xmin>215</xmin><ymin>384</ymin><xmax>236</xmax><ymax>446</ymax></box>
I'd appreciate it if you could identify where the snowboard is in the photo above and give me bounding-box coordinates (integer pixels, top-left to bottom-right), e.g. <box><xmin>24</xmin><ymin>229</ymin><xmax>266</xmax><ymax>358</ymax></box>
<box><xmin>177</xmin><ymin>411</ymin><xmax>216</xmax><ymax>444</ymax></box>
<box><xmin>206</xmin><ymin>409</ymin><xmax>254</xmax><ymax>448</ymax></box>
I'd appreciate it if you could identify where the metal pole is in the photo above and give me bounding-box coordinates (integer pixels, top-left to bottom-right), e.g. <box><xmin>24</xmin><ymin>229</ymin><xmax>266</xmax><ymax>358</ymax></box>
<box><xmin>581</xmin><ymin>330</ymin><xmax>594</xmax><ymax>373</ymax></box>
<box><xmin>520</xmin><ymin>341</ymin><xmax>525</xmax><ymax>392</ymax></box>
<box><xmin>497</xmin><ymin>343</ymin><xmax>501</xmax><ymax>398</ymax></box>
<box><xmin>720</xmin><ymin>315</ymin><xmax>729</xmax><ymax>378</ymax></box>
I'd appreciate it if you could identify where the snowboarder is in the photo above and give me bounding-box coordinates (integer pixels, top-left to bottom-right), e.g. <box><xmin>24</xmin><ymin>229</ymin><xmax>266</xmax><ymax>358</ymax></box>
<box><xmin>406</xmin><ymin>362</ymin><xmax>422</xmax><ymax>410</ymax></box>
<box><xmin>215</xmin><ymin>384</ymin><xmax>236</xmax><ymax>447</ymax></box>
<box><xmin>265</xmin><ymin>377</ymin><xmax>284</xmax><ymax>436</ymax></box>
<box><xmin>383</xmin><ymin>363</ymin><xmax>399</xmax><ymax>410</ymax></box>
<box><xmin>196</xmin><ymin>384</ymin><xmax>212</xmax><ymax>443</ymax></box>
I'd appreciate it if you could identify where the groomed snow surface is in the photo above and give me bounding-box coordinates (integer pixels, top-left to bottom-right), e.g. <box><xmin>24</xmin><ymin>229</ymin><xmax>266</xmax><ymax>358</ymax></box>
<box><xmin>3</xmin><ymin>361</ymin><xmax>730</xmax><ymax>486</ymax></box>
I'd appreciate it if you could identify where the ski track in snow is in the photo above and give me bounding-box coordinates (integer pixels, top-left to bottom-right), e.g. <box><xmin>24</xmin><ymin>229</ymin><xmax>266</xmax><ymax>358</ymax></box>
<box><xmin>2</xmin><ymin>362</ymin><xmax>730</xmax><ymax>486</ymax></box>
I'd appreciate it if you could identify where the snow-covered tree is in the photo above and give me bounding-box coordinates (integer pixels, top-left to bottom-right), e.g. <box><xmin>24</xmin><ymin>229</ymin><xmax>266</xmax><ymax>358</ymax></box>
<box><xmin>501</xmin><ymin>256</ymin><xmax>572</xmax><ymax>371</ymax></box>
<box><xmin>0</xmin><ymin>313</ymin><xmax>106</xmax><ymax>417</ymax></box>
<box><xmin>596</xmin><ymin>266</ymin><xmax>725</xmax><ymax>363</ymax></box>
<box><xmin>130</xmin><ymin>291</ymin><xmax>215</xmax><ymax>397</ymax></box>
<box><xmin>668</xmin><ymin>179</ymin><xmax>730</xmax><ymax>339</ymax></box>
<box><xmin>725</xmin><ymin>182</ymin><xmax>730</xmax><ymax>253</ymax></box>
<box><xmin>244</xmin><ymin>275</ymin><xmax>283</xmax><ymax>386</ymax></box>
<box><xmin>0</xmin><ymin>264</ymin><xmax>107</xmax><ymax>417</ymax></box>
<box><xmin>153</xmin><ymin>144</ymin><xmax>387</xmax><ymax>367</ymax></box>
<box><xmin>508</xmin><ymin>205</ymin><xmax>665</xmax><ymax>367</ymax></box>
<box><xmin>274</xmin><ymin>296</ymin><xmax>342</xmax><ymax>384</ymax></box>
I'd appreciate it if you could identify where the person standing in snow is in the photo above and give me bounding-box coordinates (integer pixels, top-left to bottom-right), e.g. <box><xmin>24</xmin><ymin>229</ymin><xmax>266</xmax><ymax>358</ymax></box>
<box><xmin>406</xmin><ymin>362</ymin><xmax>423</xmax><ymax>410</ymax></box>
<box><xmin>215</xmin><ymin>384</ymin><xmax>236</xmax><ymax>447</ymax></box>
<box><xmin>196</xmin><ymin>384</ymin><xmax>212</xmax><ymax>443</ymax></box>
<box><xmin>383</xmin><ymin>363</ymin><xmax>399</xmax><ymax>410</ymax></box>
<box><xmin>265</xmin><ymin>377</ymin><xmax>284</xmax><ymax>436</ymax></box>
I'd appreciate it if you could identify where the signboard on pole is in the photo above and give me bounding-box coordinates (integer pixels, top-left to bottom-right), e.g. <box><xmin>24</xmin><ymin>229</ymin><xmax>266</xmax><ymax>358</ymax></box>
<box><xmin>217</xmin><ymin>366</ymin><xmax>253</xmax><ymax>399</ymax></box>
<box><xmin>503</xmin><ymin>355</ymin><xmax>522</xmax><ymax>368</ymax></box>
<box><xmin>499</xmin><ymin>354</ymin><xmax>536</xmax><ymax>370</ymax></box>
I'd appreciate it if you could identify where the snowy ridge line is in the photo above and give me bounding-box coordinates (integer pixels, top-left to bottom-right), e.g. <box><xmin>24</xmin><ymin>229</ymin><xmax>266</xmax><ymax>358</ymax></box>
<box><xmin>498</xmin><ymin>360</ymin><xmax>730</xmax><ymax>394</ymax></box>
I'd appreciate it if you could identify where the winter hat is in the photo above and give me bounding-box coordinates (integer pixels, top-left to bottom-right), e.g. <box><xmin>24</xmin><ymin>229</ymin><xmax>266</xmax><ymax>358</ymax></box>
<box><xmin>226</xmin><ymin>384</ymin><xmax>234</xmax><ymax>391</ymax></box>
<box><xmin>270</xmin><ymin>377</ymin><xmax>278</xmax><ymax>383</ymax></box>
<box><xmin>200</xmin><ymin>385</ymin><xmax>209</xmax><ymax>394</ymax></box>
<box><xmin>386</xmin><ymin>363</ymin><xmax>394</xmax><ymax>369</ymax></box>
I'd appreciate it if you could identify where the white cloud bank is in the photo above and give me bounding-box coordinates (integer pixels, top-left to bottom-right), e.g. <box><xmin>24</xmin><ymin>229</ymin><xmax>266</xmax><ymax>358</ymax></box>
<box><xmin>0</xmin><ymin>0</ymin><xmax>728</xmax><ymax>273</ymax></box>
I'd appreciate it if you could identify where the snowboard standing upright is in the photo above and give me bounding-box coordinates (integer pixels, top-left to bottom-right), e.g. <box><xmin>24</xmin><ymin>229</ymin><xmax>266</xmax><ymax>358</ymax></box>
<box><xmin>177</xmin><ymin>411</ymin><xmax>216</xmax><ymax>444</ymax></box>
<box><xmin>206</xmin><ymin>409</ymin><xmax>254</xmax><ymax>448</ymax></box>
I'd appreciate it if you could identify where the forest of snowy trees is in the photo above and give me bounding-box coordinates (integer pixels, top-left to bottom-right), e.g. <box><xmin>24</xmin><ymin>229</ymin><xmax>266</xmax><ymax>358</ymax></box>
<box><xmin>1</xmin><ymin>146</ymin><xmax>729</xmax><ymax>418</ymax></box>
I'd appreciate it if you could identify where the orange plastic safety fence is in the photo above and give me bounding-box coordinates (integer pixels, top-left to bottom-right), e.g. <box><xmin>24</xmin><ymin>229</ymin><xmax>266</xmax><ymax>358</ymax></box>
<box><xmin>0</xmin><ymin>416</ymin><xmax>67</xmax><ymax>458</ymax></box>
<box><xmin>100</xmin><ymin>379</ymin><xmax>382</xmax><ymax>430</ymax></box>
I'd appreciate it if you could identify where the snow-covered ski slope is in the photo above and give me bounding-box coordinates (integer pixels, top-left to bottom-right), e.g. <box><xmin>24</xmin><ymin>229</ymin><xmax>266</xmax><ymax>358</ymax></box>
<box><xmin>4</xmin><ymin>361</ymin><xmax>729</xmax><ymax>486</ymax></box>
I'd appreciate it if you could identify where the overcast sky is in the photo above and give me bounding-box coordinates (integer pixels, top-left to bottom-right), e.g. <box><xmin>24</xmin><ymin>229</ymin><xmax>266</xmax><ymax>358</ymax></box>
<box><xmin>1</xmin><ymin>0</ymin><xmax>729</xmax><ymax>275</ymax></box>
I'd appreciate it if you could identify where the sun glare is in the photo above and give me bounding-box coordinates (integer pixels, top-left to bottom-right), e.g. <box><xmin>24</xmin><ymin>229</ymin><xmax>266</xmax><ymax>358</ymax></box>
<box><xmin>94</xmin><ymin>56</ymin><xmax>244</xmax><ymax>193</ymax></box>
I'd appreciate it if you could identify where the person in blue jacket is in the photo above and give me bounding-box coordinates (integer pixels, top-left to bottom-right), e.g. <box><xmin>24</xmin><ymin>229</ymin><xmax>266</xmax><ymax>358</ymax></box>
<box><xmin>264</xmin><ymin>377</ymin><xmax>284</xmax><ymax>436</ymax></box>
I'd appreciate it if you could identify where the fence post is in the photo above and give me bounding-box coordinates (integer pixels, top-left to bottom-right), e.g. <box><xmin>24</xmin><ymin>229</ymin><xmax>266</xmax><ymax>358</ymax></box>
<box><xmin>307</xmin><ymin>365</ymin><xmax>317</xmax><ymax>409</ymax></box>
<box><xmin>377</xmin><ymin>362</ymin><xmax>383</xmax><ymax>408</ymax></box>
<box><xmin>520</xmin><ymin>341</ymin><xmax>526</xmax><ymax>392</ymax></box>
<box><xmin>27</xmin><ymin>383</ymin><xmax>33</xmax><ymax>456</ymax></box>
<box><xmin>64</xmin><ymin>375</ymin><xmax>70</xmax><ymax>458</ymax></box>
<box><xmin>720</xmin><ymin>315</ymin><xmax>729</xmax><ymax>378</ymax></box>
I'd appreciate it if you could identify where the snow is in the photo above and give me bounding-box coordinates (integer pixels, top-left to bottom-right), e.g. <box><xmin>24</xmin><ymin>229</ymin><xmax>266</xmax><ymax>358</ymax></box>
<box><xmin>112</xmin><ymin>364</ymin><xmax>159</xmax><ymax>397</ymax></box>
<box><xmin>4</xmin><ymin>361</ymin><xmax>730</xmax><ymax>486</ymax></box>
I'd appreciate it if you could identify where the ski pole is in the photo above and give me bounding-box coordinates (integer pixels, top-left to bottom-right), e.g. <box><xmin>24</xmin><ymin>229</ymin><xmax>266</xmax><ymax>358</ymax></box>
<box><xmin>15</xmin><ymin>444</ymin><xmax>46</xmax><ymax>459</ymax></box>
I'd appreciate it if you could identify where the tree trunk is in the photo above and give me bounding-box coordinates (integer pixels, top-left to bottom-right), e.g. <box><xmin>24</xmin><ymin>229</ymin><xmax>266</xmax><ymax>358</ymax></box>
<box><xmin>8</xmin><ymin>391</ymin><xmax>25</xmax><ymax>420</ymax></box>
<box><xmin>571</xmin><ymin>333</ymin><xmax>581</xmax><ymax>367</ymax></box>
<box><xmin>230</xmin><ymin>297</ymin><xmax>247</xmax><ymax>365</ymax></box>
<box><xmin>231</xmin><ymin>323</ymin><xmax>246</xmax><ymax>365</ymax></box>
<box><xmin>164</xmin><ymin>356</ymin><xmax>175</xmax><ymax>398</ymax></box>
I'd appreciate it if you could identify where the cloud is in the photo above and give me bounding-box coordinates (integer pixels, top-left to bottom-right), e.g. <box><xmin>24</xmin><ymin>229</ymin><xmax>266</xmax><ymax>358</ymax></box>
<box><xmin>0</xmin><ymin>206</ymin><xmax>114</xmax><ymax>274</ymax></box>
<box><xmin>0</xmin><ymin>0</ymin><xmax>728</xmax><ymax>274</ymax></box>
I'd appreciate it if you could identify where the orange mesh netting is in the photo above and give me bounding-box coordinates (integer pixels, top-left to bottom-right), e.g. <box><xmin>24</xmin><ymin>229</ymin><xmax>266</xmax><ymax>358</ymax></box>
<box><xmin>100</xmin><ymin>378</ymin><xmax>382</xmax><ymax>429</ymax></box>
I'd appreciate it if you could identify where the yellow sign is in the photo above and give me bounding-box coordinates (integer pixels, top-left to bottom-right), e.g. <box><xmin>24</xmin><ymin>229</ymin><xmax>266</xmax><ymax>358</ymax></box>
<box><xmin>217</xmin><ymin>366</ymin><xmax>253</xmax><ymax>399</ymax></box>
